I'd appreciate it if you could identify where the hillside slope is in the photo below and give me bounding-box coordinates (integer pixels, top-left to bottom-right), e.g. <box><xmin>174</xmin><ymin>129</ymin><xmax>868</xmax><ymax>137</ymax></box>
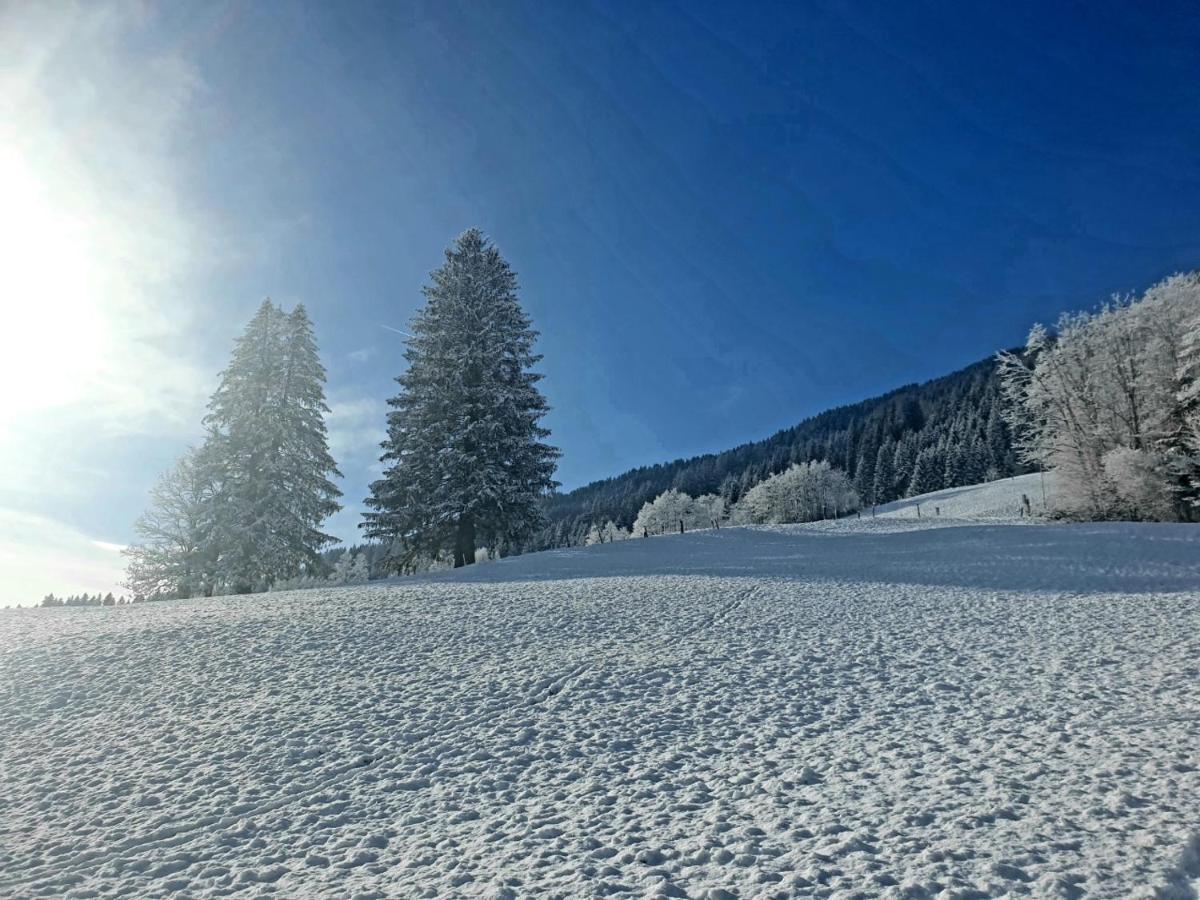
<box><xmin>874</xmin><ymin>471</ymin><xmax>1053</xmax><ymax>521</ymax></box>
<box><xmin>533</xmin><ymin>354</ymin><xmax>1023</xmax><ymax>549</ymax></box>
<box><xmin>3</xmin><ymin>497</ymin><xmax>1198</xmax><ymax>898</ymax></box>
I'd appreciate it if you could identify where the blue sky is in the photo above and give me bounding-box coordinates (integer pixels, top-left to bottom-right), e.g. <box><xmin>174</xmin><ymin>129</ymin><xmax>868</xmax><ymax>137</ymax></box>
<box><xmin>2</xmin><ymin>1</ymin><xmax>1200</xmax><ymax>603</ymax></box>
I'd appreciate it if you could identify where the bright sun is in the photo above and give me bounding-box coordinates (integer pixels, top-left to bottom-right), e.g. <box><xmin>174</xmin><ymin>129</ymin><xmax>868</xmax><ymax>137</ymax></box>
<box><xmin>0</xmin><ymin>147</ymin><xmax>109</xmax><ymax>420</ymax></box>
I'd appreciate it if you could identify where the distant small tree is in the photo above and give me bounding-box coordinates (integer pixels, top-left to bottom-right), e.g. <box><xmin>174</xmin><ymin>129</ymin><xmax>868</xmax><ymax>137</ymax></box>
<box><xmin>631</xmin><ymin>489</ymin><xmax>712</xmax><ymax>536</ymax></box>
<box><xmin>602</xmin><ymin>521</ymin><xmax>629</xmax><ymax>542</ymax></box>
<box><xmin>328</xmin><ymin>549</ymin><xmax>371</xmax><ymax>585</ymax></box>
<box><xmin>330</xmin><ymin>550</ymin><xmax>355</xmax><ymax>584</ymax></box>
<box><xmin>732</xmin><ymin>461</ymin><xmax>859</xmax><ymax>524</ymax></box>
<box><xmin>348</xmin><ymin>551</ymin><xmax>370</xmax><ymax>582</ymax></box>
<box><xmin>586</xmin><ymin>520</ymin><xmax>631</xmax><ymax>545</ymax></box>
<box><xmin>693</xmin><ymin>494</ymin><xmax>727</xmax><ymax>529</ymax></box>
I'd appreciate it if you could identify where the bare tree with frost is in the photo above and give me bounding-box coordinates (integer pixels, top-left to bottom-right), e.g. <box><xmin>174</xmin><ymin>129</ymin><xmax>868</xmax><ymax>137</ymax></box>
<box><xmin>998</xmin><ymin>273</ymin><xmax>1200</xmax><ymax>520</ymax></box>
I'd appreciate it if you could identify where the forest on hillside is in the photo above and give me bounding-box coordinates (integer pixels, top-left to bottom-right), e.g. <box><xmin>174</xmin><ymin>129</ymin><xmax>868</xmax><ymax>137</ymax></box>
<box><xmin>526</xmin><ymin>354</ymin><xmax>1025</xmax><ymax>550</ymax></box>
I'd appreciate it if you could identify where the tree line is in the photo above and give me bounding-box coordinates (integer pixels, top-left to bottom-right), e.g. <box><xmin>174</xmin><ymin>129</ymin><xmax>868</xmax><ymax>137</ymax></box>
<box><xmin>589</xmin><ymin>460</ymin><xmax>862</xmax><ymax>542</ymax></box>
<box><xmin>118</xmin><ymin>229</ymin><xmax>558</xmax><ymax>600</ymax></box>
<box><xmin>122</xmin><ymin>300</ymin><xmax>343</xmax><ymax>598</ymax></box>
<box><xmin>37</xmin><ymin>592</ymin><xmax>136</xmax><ymax>608</ymax></box>
<box><xmin>999</xmin><ymin>273</ymin><xmax>1200</xmax><ymax>521</ymax></box>
<box><xmin>528</xmin><ymin>355</ymin><xmax>1022</xmax><ymax>550</ymax></box>
<box><xmin>93</xmin><ymin>249</ymin><xmax>1199</xmax><ymax>603</ymax></box>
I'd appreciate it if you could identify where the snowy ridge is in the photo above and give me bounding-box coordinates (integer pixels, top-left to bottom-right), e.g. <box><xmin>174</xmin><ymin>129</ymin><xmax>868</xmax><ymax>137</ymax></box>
<box><xmin>2</xmin><ymin>484</ymin><xmax>1199</xmax><ymax>898</ymax></box>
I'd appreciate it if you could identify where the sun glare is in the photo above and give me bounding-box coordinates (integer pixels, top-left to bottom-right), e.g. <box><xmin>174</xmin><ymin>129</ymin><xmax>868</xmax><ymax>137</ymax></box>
<box><xmin>0</xmin><ymin>148</ymin><xmax>109</xmax><ymax>421</ymax></box>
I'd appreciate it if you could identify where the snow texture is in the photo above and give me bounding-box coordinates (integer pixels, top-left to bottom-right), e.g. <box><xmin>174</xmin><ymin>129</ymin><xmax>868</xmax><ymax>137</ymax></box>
<box><xmin>2</xmin><ymin>477</ymin><xmax>1199</xmax><ymax>899</ymax></box>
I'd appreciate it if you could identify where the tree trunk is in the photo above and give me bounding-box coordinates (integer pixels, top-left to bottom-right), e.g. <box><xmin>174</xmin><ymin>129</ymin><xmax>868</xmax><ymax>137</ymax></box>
<box><xmin>453</xmin><ymin>515</ymin><xmax>476</xmax><ymax>568</ymax></box>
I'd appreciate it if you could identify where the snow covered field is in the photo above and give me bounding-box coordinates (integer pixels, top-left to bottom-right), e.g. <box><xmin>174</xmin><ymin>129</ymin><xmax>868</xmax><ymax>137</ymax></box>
<box><xmin>873</xmin><ymin>473</ymin><xmax>1054</xmax><ymax>521</ymax></box>
<box><xmin>3</xmin><ymin>481</ymin><xmax>1199</xmax><ymax>899</ymax></box>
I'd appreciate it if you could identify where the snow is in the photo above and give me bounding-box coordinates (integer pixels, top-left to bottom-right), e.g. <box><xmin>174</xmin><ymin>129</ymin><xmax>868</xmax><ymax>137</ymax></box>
<box><xmin>873</xmin><ymin>472</ymin><xmax>1054</xmax><ymax>522</ymax></box>
<box><xmin>3</xmin><ymin>479</ymin><xmax>1199</xmax><ymax>898</ymax></box>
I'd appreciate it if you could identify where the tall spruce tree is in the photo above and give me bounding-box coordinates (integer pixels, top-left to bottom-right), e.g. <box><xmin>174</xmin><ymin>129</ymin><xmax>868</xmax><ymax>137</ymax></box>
<box><xmin>201</xmin><ymin>300</ymin><xmax>342</xmax><ymax>592</ymax></box>
<box><xmin>907</xmin><ymin>446</ymin><xmax>943</xmax><ymax>497</ymax></box>
<box><xmin>363</xmin><ymin>229</ymin><xmax>559</xmax><ymax>567</ymax></box>
<box><xmin>872</xmin><ymin>440</ymin><xmax>895</xmax><ymax>505</ymax></box>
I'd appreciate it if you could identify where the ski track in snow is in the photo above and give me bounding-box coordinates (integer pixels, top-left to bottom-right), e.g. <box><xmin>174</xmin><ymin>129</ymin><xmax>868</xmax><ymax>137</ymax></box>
<box><xmin>2</xmin><ymin>478</ymin><xmax>1200</xmax><ymax>899</ymax></box>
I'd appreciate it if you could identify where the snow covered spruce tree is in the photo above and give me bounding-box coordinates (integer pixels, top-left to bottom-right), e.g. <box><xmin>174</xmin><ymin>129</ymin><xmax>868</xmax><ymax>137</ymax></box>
<box><xmin>123</xmin><ymin>301</ymin><xmax>341</xmax><ymax>596</ymax></box>
<box><xmin>200</xmin><ymin>301</ymin><xmax>342</xmax><ymax>592</ymax></box>
<box><xmin>363</xmin><ymin>229</ymin><xmax>560</xmax><ymax>568</ymax></box>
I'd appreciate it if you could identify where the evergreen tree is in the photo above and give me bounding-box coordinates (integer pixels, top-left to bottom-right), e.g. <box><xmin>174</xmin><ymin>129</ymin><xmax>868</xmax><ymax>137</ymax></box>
<box><xmin>985</xmin><ymin>404</ymin><xmax>1011</xmax><ymax>474</ymax></box>
<box><xmin>872</xmin><ymin>441</ymin><xmax>896</xmax><ymax>505</ymax></box>
<box><xmin>908</xmin><ymin>447</ymin><xmax>943</xmax><ymax>497</ymax></box>
<box><xmin>530</xmin><ymin>352</ymin><xmax>1027</xmax><ymax>549</ymax></box>
<box><xmin>348</xmin><ymin>551</ymin><xmax>371</xmax><ymax>583</ymax></box>
<box><xmin>363</xmin><ymin>229</ymin><xmax>560</xmax><ymax>567</ymax></box>
<box><xmin>1167</xmin><ymin>300</ymin><xmax>1200</xmax><ymax>511</ymax></box>
<box><xmin>963</xmin><ymin>436</ymin><xmax>989</xmax><ymax>485</ymax></box>
<box><xmin>893</xmin><ymin>434</ymin><xmax>919</xmax><ymax>494</ymax></box>
<box><xmin>853</xmin><ymin>447</ymin><xmax>876</xmax><ymax>506</ymax></box>
<box><xmin>330</xmin><ymin>550</ymin><xmax>355</xmax><ymax>584</ymax></box>
<box><xmin>943</xmin><ymin>442</ymin><xmax>966</xmax><ymax>487</ymax></box>
<box><xmin>201</xmin><ymin>301</ymin><xmax>342</xmax><ymax>592</ymax></box>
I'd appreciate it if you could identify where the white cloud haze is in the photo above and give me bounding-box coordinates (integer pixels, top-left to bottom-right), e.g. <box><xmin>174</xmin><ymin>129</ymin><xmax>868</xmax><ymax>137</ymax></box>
<box><xmin>0</xmin><ymin>508</ymin><xmax>125</xmax><ymax>607</ymax></box>
<box><xmin>0</xmin><ymin>3</ymin><xmax>223</xmax><ymax>603</ymax></box>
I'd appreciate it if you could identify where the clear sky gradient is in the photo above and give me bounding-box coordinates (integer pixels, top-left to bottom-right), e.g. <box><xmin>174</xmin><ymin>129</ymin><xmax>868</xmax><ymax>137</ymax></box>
<box><xmin>3</xmin><ymin>1</ymin><xmax>1200</xmax><ymax>604</ymax></box>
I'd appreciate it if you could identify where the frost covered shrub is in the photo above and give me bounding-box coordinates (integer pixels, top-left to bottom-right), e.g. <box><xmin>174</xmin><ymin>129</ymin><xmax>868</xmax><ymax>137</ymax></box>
<box><xmin>693</xmin><ymin>494</ymin><xmax>728</xmax><ymax>529</ymax></box>
<box><xmin>586</xmin><ymin>521</ymin><xmax>631</xmax><ymax>545</ymax></box>
<box><xmin>1102</xmin><ymin>448</ymin><xmax>1175</xmax><ymax>521</ymax></box>
<box><xmin>330</xmin><ymin>550</ymin><xmax>371</xmax><ymax>584</ymax></box>
<box><xmin>999</xmin><ymin>273</ymin><xmax>1200</xmax><ymax>521</ymax></box>
<box><xmin>732</xmin><ymin>460</ymin><xmax>859</xmax><ymax>524</ymax></box>
<box><xmin>631</xmin><ymin>490</ymin><xmax>726</xmax><ymax>536</ymax></box>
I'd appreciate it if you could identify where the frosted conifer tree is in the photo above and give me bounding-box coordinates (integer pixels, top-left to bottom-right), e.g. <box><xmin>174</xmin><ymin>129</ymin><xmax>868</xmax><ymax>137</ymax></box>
<box><xmin>363</xmin><ymin>229</ymin><xmax>560</xmax><ymax>567</ymax></box>
<box><xmin>893</xmin><ymin>434</ymin><xmax>919</xmax><ymax>494</ymax></box>
<box><xmin>349</xmin><ymin>551</ymin><xmax>371</xmax><ymax>583</ymax></box>
<box><xmin>202</xmin><ymin>301</ymin><xmax>342</xmax><ymax>592</ymax></box>
<box><xmin>1178</xmin><ymin>307</ymin><xmax>1200</xmax><ymax>506</ymax></box>
<box><xmin>853</xmin><ymin>449</ymin><xmax>875</xmax><ymax>506</ymax></box>
<box><xmin>872</xmin><ymin>441</ymin><xmax>896</xmax><ymax>505</ymax></box>
<box><xmin>601</xmin><ymin>520</ymin><xmax>629</xmax><ymax>542</ymax></box>
<box><xmin>330</xmin><ymin>550</ymin><xmax>355</xmax><ymax>584</ymax></box>
<box><xmin>907</xmin><ymin>447</ymin><xmax>942</xmax><ymax>497</ymax></box>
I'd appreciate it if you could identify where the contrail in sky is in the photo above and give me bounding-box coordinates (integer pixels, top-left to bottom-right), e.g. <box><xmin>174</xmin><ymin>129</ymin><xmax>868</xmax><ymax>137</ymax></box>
<box><xmin>379</xmin><ymin>324</ymin><xmax>415</xmax><ymax>338</ymax></box>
